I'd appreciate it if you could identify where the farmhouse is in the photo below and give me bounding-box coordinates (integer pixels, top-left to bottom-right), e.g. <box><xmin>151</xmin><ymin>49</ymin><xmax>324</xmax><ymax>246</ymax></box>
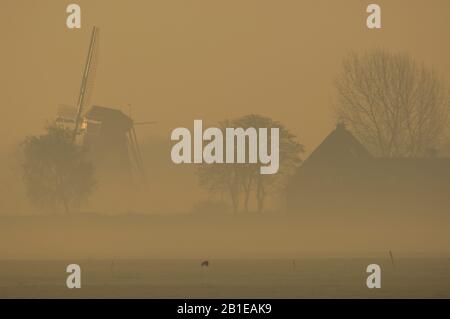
<box><xmin>287</xmin><ymin>123</ymin><xmax>450</xmax><ymax>214</ymax></box>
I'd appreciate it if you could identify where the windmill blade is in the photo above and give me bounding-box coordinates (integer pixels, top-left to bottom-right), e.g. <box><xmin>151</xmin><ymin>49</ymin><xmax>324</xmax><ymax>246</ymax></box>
<box><xmin>130</xmin><ymin>126</ymin><xmax>146</xmax><ymax>184</ymax></box>
<box><xmin>72</xmin><ymin>26</ymin><xmax>99</xmax><ymax>143</ymax></box>
<box><xmin>126</xmin><ymin>131</ymin><xmax>141</xmax><ymax>183</ymax></box>
<box><xmin>82</xmin><ymin>27</ymin><xmax>100</xmax><ymax>112</ymax></box>
<box><xmin>56</xmin><ymin>104</ymin><xmax>77</xmax><ymax>119</ymax></box>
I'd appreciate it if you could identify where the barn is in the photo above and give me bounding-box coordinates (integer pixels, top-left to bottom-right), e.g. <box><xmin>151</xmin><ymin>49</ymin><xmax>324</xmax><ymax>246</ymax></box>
<box><xmin>287</xmin><ymin>123</ymin><xmax>450</xmax><ymax>214</ymax></box>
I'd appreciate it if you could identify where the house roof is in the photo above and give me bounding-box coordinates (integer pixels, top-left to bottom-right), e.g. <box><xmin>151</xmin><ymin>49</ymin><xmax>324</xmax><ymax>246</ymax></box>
<box><xmin>300</xmin><ymin>123</ymin><xmax>372</xmax><ymax>170</ymax></box>
<box><xmin>293</xmin><ymin>123</ymin><xmax>450</xmax><ymax>181</ymax></box>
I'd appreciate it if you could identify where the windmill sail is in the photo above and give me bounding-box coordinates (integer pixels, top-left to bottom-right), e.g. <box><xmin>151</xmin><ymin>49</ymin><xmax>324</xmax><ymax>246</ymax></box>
<box><xmin>72</xmin><ymin>26</ymin><xmax>99</xmax><ymax>143</ymax></box>
<box><xmin>56</xmin><ymin>104</ymin><xmax>78</xmax><ymax>127</ymax></box>
<box><xmin>82</xmin><ymin>27</ymin><xmax>100</xmax><ymax>113</ymax></box>
<box><xmin>128</xmin><ymin>127</ymin><xmax>146</xmax><ymax>184</ymax></box>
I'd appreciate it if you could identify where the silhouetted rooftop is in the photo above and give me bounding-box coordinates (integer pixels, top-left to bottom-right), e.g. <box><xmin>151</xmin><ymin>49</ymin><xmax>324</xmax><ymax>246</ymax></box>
<box><xmin>299</xmin><ymin>123</ymin><xmax>372</xmax><ymax>171</ymax></box>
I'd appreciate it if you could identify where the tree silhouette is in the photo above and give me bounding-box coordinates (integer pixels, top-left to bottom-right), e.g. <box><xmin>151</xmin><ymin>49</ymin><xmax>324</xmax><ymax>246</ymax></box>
<box><xmin>335</xmin><ymin>49</ymin><xmax>449</xmax><ymax>157</ymax></box>
<box><xmin>197</xmin><ymin>114</ymin><xmax>303</xmax><ymax>213</ymax></box>
<box><xmin>21</xmin><ymin>125</ymin><xmax>96</xmax><ymax>212</ymax></box>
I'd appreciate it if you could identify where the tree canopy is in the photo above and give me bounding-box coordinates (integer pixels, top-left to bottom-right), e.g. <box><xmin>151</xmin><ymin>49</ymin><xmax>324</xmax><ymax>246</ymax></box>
<box><xmin>22</xmin><ymin>125</ymin><xmax>96</xmax><ymax>212</ymax></box>
<box><xmin>335</xmin><ymin>50</ymin><xmax>449</xmax><ymax>157</ymax></box>
<box><xmin>197</xmin><ymin>114</ymin><xmax>303</xmax><ymax>213</ymax></box>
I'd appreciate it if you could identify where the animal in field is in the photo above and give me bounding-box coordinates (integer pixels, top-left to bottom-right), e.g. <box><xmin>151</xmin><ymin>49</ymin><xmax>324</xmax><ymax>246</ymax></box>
<box><xmin>201</xmin><ymin>260</ymin><xmax>209</xmax><ymax>267</ymax></box>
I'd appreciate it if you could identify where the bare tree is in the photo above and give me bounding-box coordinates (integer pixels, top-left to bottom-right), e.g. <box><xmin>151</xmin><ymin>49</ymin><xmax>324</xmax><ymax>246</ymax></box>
<box><xmin>335</xmin><ymin>49</ymin><xmax>449</xmax><ymax>157</ymax></box>
<box><xmin>197</xmin><ymin>114</ymin><xmax>304</xmax><ymax>213</ymax></box>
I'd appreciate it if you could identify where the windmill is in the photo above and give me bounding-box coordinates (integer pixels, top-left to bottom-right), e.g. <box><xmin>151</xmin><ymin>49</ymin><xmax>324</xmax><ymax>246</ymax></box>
<box><xmin>56</xmin><ymin>26</ymin><xmax>152</xmax><ymax>185</ymax></box>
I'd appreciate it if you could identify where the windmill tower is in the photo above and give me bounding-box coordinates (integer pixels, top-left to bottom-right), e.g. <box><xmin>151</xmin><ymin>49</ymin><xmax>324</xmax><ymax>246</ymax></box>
<box><xmin>56</xmin><ymin>26</ymin><xmax>150</xmax><ymax>185</ymax></box>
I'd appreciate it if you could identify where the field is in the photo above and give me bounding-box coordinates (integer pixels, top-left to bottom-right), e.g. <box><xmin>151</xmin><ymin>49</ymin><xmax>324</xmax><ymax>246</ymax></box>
<box><xmin>0</xmin><ymin>258</ymin><xmax>449</xmax><ymax>298</ymax></box>
<box><xmin>1</xmin><ymin>213</ymin><xmax>450</xmax><ymax>298</ymax></box>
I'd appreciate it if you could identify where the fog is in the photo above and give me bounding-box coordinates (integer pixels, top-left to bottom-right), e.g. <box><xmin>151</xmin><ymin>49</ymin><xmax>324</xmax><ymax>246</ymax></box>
<box><xmin>1</xmin><ymin>0</ymin><xmax>450</xmax><ymax>262</ymax></box>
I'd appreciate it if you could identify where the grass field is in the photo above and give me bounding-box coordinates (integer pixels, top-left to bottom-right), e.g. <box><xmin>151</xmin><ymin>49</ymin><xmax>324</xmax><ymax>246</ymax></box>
<box><xmin>1</xmin><ymin>213</ymin><xmax>449</xmax><ymax>298</ymax></box>
<box><xmin>0</xmin><ymin>258</ymin><xmax>449</xmax><ymax>298</ymax></box>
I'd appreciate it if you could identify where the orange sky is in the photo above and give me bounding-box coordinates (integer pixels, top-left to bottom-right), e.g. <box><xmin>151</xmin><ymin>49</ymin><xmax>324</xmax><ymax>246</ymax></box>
<box><xmin>1</xmin><ymin>0</ymin><xmax>449</xmax><ymax>153</ymax></box>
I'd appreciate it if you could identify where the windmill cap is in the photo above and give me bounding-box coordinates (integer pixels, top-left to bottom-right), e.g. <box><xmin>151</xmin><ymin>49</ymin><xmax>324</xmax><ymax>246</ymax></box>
<box><xmin>86</xmin><ymin>105</ymin><xmax>133</xmax><ymax>131</ymax></box>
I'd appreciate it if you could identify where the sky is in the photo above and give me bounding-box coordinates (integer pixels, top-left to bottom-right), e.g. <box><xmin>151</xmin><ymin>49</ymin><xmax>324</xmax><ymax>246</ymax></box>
<box><xmin>1</xmin><ymin>0</ymin><xmax>449</xmax><ymax>148</ymax></box>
